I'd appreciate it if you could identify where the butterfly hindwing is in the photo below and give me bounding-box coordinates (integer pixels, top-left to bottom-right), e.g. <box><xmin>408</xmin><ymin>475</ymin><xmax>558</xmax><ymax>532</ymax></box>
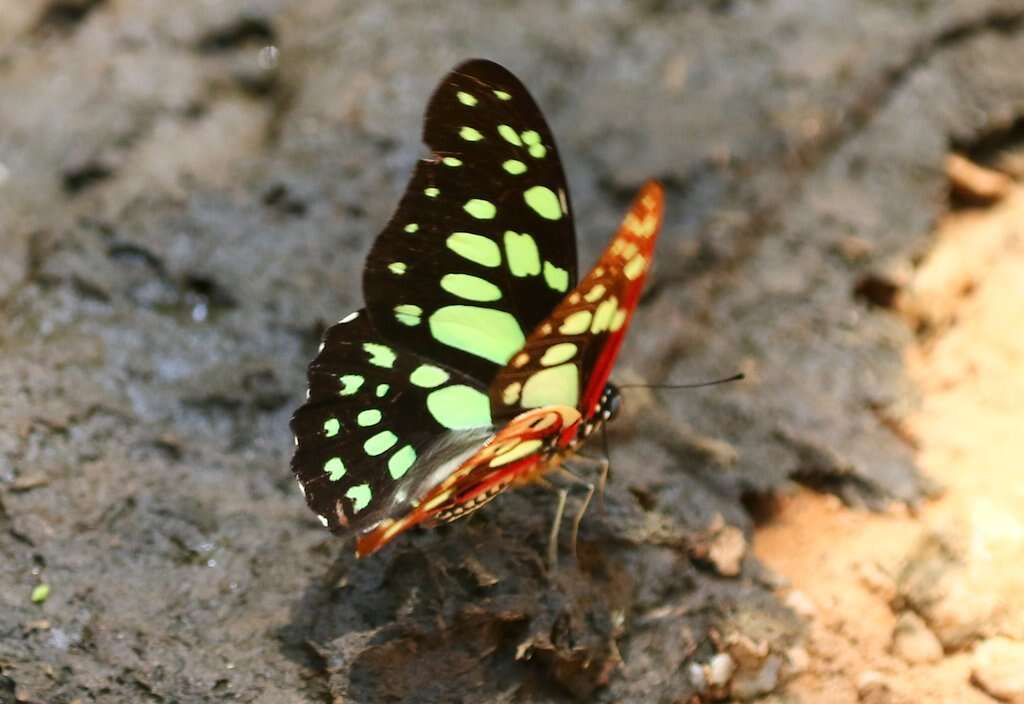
<box><xmin>363</xmin><ymin>59</ymin><xmax>578</xmax><ymax>386</ymax></box>
<box><xmin>488</xmin><ymin>182</ymin><xmax>664</xmax><ymax>422</ymax></box>
<box><xmin>291</xmin><ymin>310</ymin><xmax>494</xmax><ymax>532</ymax></box>
<box><xmin>355</xmin><ymin>405</ymin><xmax>582</xmax><ymax>556</ymax></box>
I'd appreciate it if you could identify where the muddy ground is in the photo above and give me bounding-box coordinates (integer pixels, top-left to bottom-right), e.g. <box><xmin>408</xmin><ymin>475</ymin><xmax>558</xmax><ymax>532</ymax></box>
<box><xmin>2</xmin><ymin>1</ymin><xmax>1023</xmax><ymax>702</ymax></box>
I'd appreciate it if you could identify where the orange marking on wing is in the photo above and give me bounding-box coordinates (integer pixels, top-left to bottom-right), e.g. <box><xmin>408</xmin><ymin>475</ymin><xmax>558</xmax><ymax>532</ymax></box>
<box><xmin>354</xmin><ymin>406</ymin><xmax>582</xmax><ymax>557</ymax></box>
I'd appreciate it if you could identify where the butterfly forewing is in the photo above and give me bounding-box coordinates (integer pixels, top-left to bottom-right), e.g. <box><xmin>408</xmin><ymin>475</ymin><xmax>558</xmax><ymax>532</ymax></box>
<box><xmin>488</xmin><ymin>182</ymin><xmax>664</xmax><ymax>422</ymax></box>
<box><xmin>363</xmin><ymin>59</ymin><xmax>578</xmax><ymax>386</ymax></box>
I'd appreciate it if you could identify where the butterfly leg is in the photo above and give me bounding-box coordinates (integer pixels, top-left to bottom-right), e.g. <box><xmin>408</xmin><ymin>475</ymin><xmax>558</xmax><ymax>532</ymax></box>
<box><xmin>536</xmin><ymin>477</ymin><xmax>569</xmax><ymax>569</ymax></box>
<box><xmin>555</xmin><ymin>466</ymin><xmax>597</xmax><ymax>562</ymax></box>
<box><xmin>599</xmin><ymin>425</ymin><xmax>612</xmax><ymax>509</ymax></box>
<box><xmin>564</xmin><ymin>452</ymin><xmax>610</xmax><ymax>508</ymax></box>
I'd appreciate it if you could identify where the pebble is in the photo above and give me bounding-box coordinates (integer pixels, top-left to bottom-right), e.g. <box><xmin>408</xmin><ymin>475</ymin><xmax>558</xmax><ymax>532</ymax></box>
<box><xmin>857</xmin><ymin>670</ymin><xmax>893</xmax><ymax>704</ymax></box>
<box><xmin>730</xmin><ymin>654</ymin><xmax>782</xmax><ymax>700</ymax></box>
<box><xmin>784</xmin><ymin>589</ymin><xmax>817</xmax><ymax>619</ymax></box>
<box><xmin>972</xmin><ymin>638</ymin><xmax>1024</xmax><ymax>704</ymax></box>
<box><xmin>709</xmin><ymin>524</ymin><xmax>747</xmax><ymax>577</ymax></box>
<box><xmin>890</xmin><ymin>611</ymin><xmax>943</xmax><ymax>664</ymax></box>
<box><xmin>707</xmin><ymin>653</ymin><xmax>736</xmax><ymax>686</ymax></box>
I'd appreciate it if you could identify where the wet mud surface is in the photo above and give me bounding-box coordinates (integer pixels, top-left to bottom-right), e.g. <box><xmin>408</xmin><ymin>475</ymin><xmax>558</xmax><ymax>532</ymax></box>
<box><xmin>2</xmin><ymin>2</ymin><xmax>1024</xmax><ymax>702</ymax></box>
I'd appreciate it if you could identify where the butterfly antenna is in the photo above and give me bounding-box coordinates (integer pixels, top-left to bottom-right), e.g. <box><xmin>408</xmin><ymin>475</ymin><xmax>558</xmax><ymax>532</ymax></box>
<box><xmin>618</xmin><ymin>372</ymin><xmax>745</xmax><ymax>390</ymax></box>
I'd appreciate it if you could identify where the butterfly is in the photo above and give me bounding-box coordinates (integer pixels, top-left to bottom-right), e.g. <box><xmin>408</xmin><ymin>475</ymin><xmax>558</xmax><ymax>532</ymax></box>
<box><xmin>290</xmin><ymin>59</ymin><xmax>663</xmax><ymax>557</ymax></box>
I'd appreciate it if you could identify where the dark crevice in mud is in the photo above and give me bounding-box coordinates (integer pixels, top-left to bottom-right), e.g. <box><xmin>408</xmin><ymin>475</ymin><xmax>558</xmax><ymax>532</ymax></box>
<box><xmin>262</xmin><ymin>183</ymin><xmax>309</xmax><ymax>217</ymax></box>
<box><xmin>35</xmin><ymin>0</ymin><xmax>106</xmax><ymax>34</ymax></box>
<box><xmin>741</xmin><ymin>489</ymin><xmax>786</xmax><ymax>527</ymax></box>
<box><xmin>853</xmin><ymin>273</ymin><xmax>901</xmax><ymax>310</ymax></box>
<box><xmin>108</xmin><ymin>242</ymin><xmax>167</xmax><ymax>281</ymax></box>
<box><xmin>183</xmin><ymin>274</ymin><xmax>237</xmax><ymax>311</ymax></box>
<box><xmin>61</xmin><ymin>159</ymin><xmax>114</xmax><ymax>194</ymax></box>
<box><xmin>868</xmin><ymin>403</ymin><xmax>921</xmax><ymax>452</ymax></box>
<box><xmin>933</xmin><ymin>7</ymin><xmax>1024</xmax><ymax>45</ymax></box>
<box><xmin>196</xmin><ymin>16</ymin><xmax>276</xmax><ymax>53</ymax></box>
<box><xmin>790</xmin><ymin>468</ymin><xmax>887</xmax><ymax>509</ymax></box>
<box><xmin>951</xmin><ymin>112</ymin><xmax>1024</xmax><ymax>169</ymax></box>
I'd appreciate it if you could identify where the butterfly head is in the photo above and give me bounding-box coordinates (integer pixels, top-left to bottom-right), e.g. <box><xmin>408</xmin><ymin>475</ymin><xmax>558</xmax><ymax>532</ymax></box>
<box><xmin>575</xmin><ymin>382</ymin><xmax>622</xmax><ymax>445</ymax></box>
<box><xmin>599</xmin><ymin>382</ymin><xmax>623</xmax><ymax>424</ymax></box>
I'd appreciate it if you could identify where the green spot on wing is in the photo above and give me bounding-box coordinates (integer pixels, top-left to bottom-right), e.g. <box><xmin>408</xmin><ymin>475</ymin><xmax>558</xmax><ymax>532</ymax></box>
<box><xmin>502</xmin><ymin>159</ymin><xmax>527</xmax><ymax>175</ymax></box>
<box><xmin>339</xmin><ymin>375</ymin><xmax>364</xmax><ymax>396</ymax></box>
<box><xmin>440</xmin><ymin>273</ymin><xmax>502</xmax><ymax>302</ymax></box>
<box><xmin>521</xmin><ymin>130</ymin><xmax>540</xmax><ymax>145</ymax></box>
<box><xmin>375</xmin><ymin>383</ymin><xmax>389</xmax><ymax>397</ymax></box>
<box><xmin>497</xmin><ymin>124</ymin><xmax>522</xmax><ymax>146</ymax></box>
<box><xmin>456</xmin><ymin>91</ymin><xmax>478</xmax><ymax>106</ymax></box>
<box><xmin>394</xmin><ymin>304</ymin><xmax>422</xmax><ymax>326</ymax></box>
<box><xmin>429</xmin><ymin>305</ymin><xmax>525</xmax><ymax>365</ymax></box>
<box><xmin>503</xmin><ymin>231</ymin><xmax>541</xmax><ymax>277</ymax></box>
<box><xmin>494</xmin><ymin>89</ymin><xmax>511</xmax><ymax>100</ymax></box>
<box><xmin>363</xmin><ymin>343</ymin><xmax>396</xmax><ymax>368</ymax></box>
<box><xmin>528</xmin><ymin>143</ymin><xmax>547</xmax><ymax>159</ymax></box>
<box><xmin>447</xmin><ymin>233</ymin><xmax>501</xmax><ymax>268</ymax></box>
<box><xmin>404</xmin><ymin>223</ymin><xmax>419</xmax><ymax>233</ymax></box>
<box><xmin>324</xmin><ymin>457</ymin><xmax>346</xmax><ymax>481</ymax></box>
<box><xmin>388</xmin><ymin>262</ymin><xmax>407</xmax><ymax>275</ymax></box>
<box><xmin>424</xmin><ymin>187</ymin><xmax>440</xmax><ymax>198</ymax></box>
<box><xmin>357</xmin><ymin>409</ymin><xmax>382</xmax><ymax>427</ymax></box>
<box><xmin>346</xmin><ymin>483</ymin><xmax>372</xmax><ymax>512</ymax></box>
<box><xmin>543</xmin><ymin>261</ymin><xmax>569</xmax><ymax>292</ymax></box>
<box><xmin>364</xmin><ymin>430</ymin><xmax>398</xmax><ymax>456</ymax></box>
<box><xmin>323</xmin><ymin>418</ymin><xmax>341</xmax><ymax>437</ymax></box>
<box><xmin>388</xmin><ymin>444</ymin><xmax>417</xmax><ymax>479</ymax></box>
<box><xmin>410</xmin><ymin>364</ymin><xmax>450</xmax><ymax>388</ymax></box>
<box><xmin>463</xmin><ymin>199</ymin><xmax>496</xmax><ymax>220</ymax></box>
<box><xmin>524</xmin><ymin>186</ymin><xmax>562</xmax><ymax>220</ymax></box>
<box><xmin>459</xmin><ymin>126</ymin><xmax>483</xmax><ymax>141</ymax></box>
<box><xmin>426</xmin><ymin>384</ymin><xmax>492</xmax><ymax>429</ymax></box>
<box><xmin>442</xmin><ymin>156</ymin><xmax>462</xmax><ymax>167</ymax></box>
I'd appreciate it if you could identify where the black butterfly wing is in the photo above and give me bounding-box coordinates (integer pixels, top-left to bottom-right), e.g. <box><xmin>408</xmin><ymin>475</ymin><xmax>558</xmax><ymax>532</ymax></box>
<box><xmin>292</xmin><ymin>59</ymin><xmax>581</xmax><ymax>541</ymax></box>
<box><xmin>363</xmin><ymin>59</ymin><xmax>578</xmax><ymax>386</ymax></box>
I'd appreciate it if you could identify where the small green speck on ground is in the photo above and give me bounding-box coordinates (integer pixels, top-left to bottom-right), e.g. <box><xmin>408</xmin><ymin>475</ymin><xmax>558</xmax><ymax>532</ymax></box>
<box><xmin>31</xmin><ymin>584</ymin><xmax>50</xmax><ymax>603</ymax></box>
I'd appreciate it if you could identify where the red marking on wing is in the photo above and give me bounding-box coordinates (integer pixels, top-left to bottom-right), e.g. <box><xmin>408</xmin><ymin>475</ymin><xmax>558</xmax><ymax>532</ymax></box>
<box><xmin>488</xmin><ymin>182</ymin><xmax>664</xmax><ymax>424</ymax></box>
<box><xmin>578</xmin><ymin>181</ymin><xmax>664</xmax><ymax>416</ymax></box>
<box><xmin>355</xmin><ymin>406</ymin><xmax>581</xmax><ymax>557</ymax></box>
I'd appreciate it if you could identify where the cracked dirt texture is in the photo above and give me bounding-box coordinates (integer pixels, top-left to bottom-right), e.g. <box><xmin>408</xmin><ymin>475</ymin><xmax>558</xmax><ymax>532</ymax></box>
<box><xmin>2</xmin><ymin>1</ymin><xmax>1024</xmax><ymax>702</ymax></box>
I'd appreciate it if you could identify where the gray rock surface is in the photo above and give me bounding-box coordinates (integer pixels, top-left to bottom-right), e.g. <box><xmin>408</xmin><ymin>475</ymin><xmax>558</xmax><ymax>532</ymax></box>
<box><xmin>2</xmin><ymin>1</ymin><xmax>1024</xmax><ymax>702</ymax></box>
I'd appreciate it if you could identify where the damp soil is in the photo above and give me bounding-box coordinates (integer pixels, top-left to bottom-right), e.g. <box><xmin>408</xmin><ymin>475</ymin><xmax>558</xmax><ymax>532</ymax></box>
<box><xmin>2</xmin><ymin>2</ymin><xmax>1024</xmax><ymax>702</ymax></box>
